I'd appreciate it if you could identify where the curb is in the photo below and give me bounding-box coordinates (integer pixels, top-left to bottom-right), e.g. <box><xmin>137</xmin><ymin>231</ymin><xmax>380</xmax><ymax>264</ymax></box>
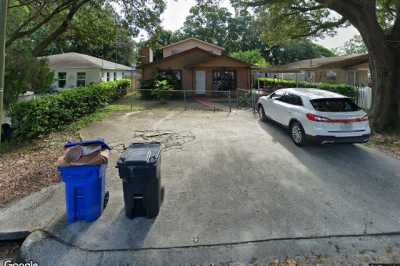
<box><xmin>0</xmin><ymin>230</ymin><xmax>30</xmax><ymax>241</ymax></box>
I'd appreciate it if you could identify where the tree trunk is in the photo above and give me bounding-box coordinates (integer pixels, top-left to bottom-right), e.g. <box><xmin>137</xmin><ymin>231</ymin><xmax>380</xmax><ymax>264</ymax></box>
<box><xmin>369</xmin><ymin>49</ymin><xmax>400</xmax><ymax>131</ymax></box>
<box><xmin>361</xmin><ymin>26</ymin><xmax>400</xmax><ymax>131</ymax></box>
<box><xmin>320</xmin><ymin>0</ymin><xmax>400</xmax><ymax>131</ymax></box>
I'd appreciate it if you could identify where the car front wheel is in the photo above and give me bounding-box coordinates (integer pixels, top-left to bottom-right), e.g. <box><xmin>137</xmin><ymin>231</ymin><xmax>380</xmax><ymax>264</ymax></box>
<box><xmin>258</xmin><ymin>105</ymin><xmax>267</xmax><ymax>121</ymax></box>
<box><xmin>290</xmin><ymin>121</ymin><xmax>306</xmax><ymax>146</ymax></box>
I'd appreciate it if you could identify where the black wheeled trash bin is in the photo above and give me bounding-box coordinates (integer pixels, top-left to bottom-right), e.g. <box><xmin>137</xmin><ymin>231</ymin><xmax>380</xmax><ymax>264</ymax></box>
<box><xmin>117</xmin><ymin>142</ymin><xmax>162</xmax><ymax>219</ymax></box>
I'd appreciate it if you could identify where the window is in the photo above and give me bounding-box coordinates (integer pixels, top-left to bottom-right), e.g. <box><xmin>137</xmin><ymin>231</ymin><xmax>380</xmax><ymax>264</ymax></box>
<box><xmin>311</xmin><ymin>98</ymin><xmax>360</xmax><ymax>112</ymax></box>
<box><xmin>107</xmin><ymin>72</ymin><xmax>110</xmax><ymax>81</ymax></box>
<box><xmin>77</xmin><ymin>72</ymin><xmax>86</xmax><ymax>87</ymax></box>
<box><xmin>159</xmin><ymin>70</ymin><xmax>182</xmax><ymax>89</ymax></box>
<box><xmin>326</xmin><ymin>70</ymin><xmax>337</xmax><ymax>81</ymax></box>
<box><xmin>213</xmin><ymin>70</ymin><xmax>236</xmax><ymax>91</ymax></box>
<box><xmin>160</xmin><ymin>70</ymin><xmax>181</xmax><ymax>81</ymax></box>
<box><xmin>114</xmin><ymin>72</ymin><xmax>117</xmax><ymax>80</ymax></box>
<box><xmin>270</xmin><ymin>90</ymin><xmax>284</xmax><ymax>99</ymax></box>
<box><xmin>279</xmin><ymin>93</ymin><xmax>303</xmax><ymax>106</ymax></box>
<box><xmin>58</xmin><ymin>72</ymin><xmax>67</xmax><ymax>88</ymax></box>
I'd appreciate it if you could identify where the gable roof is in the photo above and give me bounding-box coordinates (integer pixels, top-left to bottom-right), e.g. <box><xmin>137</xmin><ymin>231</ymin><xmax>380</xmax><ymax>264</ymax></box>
<box><xmin>145</xmin><ymin>47</ymin><xmax>218</xmax><ymax>66</ymax></box>
<box><xmin>264</xmin><ymin>54</ymin><xmax>368</xmax><ymax>73</ymax></box>
<box><xmin>143</xmin><ymin>47</ymin><xmax>252</xmax><ymax>69</ymax></box>
<box><xmin>41</xmin><ymin>52</ymin><xmax>134</xmax><ymax>71</ymax></box>
<box><xmin>161</xmin><ymin>37</ymin><xmax>225</xmax><ymax>51</ymax></box>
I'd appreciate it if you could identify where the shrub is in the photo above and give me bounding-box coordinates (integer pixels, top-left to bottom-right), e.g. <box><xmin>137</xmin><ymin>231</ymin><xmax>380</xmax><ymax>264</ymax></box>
<box><xmin>10</xmin><ymin>79</ymin><xmax>130</xmax><ymax>139</ymax></box>
<box><xmin>256</xmin><ymin>78</ymin><xmax>356</xmax><ymax>97</ymax></box>
<box><xmin>5</xmin><ymin>45</ymin><xmax>54</xmax><ymax>106</ymax></box>
<box><xmin>140</xmin><ymin>72</ymin><xmax>180</xmax><ymax>100</ymax></box>
<box><xmin>151</xmin><ymin>80</ymin><xmax>173</xmax><ymax>103</ymax></box>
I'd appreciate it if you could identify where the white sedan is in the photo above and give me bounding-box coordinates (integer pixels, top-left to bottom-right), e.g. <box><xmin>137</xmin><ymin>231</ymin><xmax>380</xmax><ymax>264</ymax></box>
<box><xmin>257</xmin><ymin>88</ymin><xmax>371</xmax><ymax>146</ymax></box>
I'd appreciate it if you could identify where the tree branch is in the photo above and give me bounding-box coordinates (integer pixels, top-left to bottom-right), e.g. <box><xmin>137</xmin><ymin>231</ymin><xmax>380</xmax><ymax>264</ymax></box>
<box><xmin>32</xmin><ymin>0</ymin><xmax>92</xmax><ymax>56</ymax></box>
<box><xmin>6</xmin><ymin>0</ymin><xmax>77</xmax><ymax>47</ymax></box>
<box><xmin>291</xmin><ymin>17</ymin><xmax>348</xmax><ymax>38</ymax></box>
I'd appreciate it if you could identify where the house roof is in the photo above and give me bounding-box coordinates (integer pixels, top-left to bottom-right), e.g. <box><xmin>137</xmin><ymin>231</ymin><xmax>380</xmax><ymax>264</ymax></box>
<box><xmin>161</xmin><ymin>37</ymin><xmax>225</xmax><ymax>51</ymax></box>
<box><xmin>41</xmin><ymin>52</ymin><xmax>134</xmax><ymax>71</ymax></box>
<box><xmin>185</xmin><ymin>54</ymin><xmax>253</xmax><ymax>68</ymax></box>
<box><xmin>145</xmin><ymin>47</ymin><xmax>252</xmax><ymax>68</ymax></box>
<box><xmin>144</xmin><ymin>47</ymin><xmax>218</xmax><ymax>66</ymax></box>
<box><xmin>263</xmin><ymin>54</ymin><xmax>368</xmax><ymax>73</ymax></box>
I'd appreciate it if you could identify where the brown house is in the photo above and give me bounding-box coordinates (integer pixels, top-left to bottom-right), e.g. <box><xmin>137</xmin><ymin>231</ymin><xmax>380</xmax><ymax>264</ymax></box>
<box><xmin>141</xmin><ymin>38</ymin><xmax>252</xmax><ymax>94</ymax></box>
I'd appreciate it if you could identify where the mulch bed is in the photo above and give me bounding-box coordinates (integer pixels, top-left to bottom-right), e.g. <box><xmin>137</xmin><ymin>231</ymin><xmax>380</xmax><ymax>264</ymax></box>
<box><xmin>368</xmin><ymin>133</ymin><xmax>400</xmax><ymax>159</ymax></box>
<box><xmin>0</xmin><ymin>132</ymin><xmax>77</xmax><ymax>207</ymax></box>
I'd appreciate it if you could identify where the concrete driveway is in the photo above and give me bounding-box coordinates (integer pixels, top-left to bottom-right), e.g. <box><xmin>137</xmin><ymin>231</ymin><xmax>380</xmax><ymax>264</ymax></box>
<box><xmin>18</xmin><ymin>107</ymin><xmax>400</xmax><ymax>265</ymax></box>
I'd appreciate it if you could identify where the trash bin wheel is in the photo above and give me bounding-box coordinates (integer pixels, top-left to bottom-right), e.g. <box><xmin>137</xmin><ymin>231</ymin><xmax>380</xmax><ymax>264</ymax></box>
<box><xmin>104</xmin><ymin>191</ymin><xmax>109</xmax><ymax>210</ymax></box>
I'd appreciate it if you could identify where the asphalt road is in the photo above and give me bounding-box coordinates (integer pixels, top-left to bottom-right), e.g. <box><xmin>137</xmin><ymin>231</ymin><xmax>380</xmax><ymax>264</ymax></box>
<box><xmin>18</xmin><ymin>107</ymin><xmax>400</xmax><ymax>265</ymax></box>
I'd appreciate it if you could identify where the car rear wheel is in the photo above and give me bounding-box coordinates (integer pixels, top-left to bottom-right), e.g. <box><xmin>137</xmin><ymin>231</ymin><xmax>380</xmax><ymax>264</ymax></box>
<box><xmin>258</xmin><ymin>105</ymin><xmax>267</xmax><ymax>121</ymax></box>
<box><xmin>290</xmin><ymin>121</ymin><xmax>306</xmax><ymax>146</ymax></box>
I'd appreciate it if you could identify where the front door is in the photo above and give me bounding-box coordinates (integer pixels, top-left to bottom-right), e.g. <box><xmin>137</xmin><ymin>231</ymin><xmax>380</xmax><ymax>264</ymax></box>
<box><xmin>195</xmin><ymin>71</ymin><xmax>206</xmax><ymax>95</ymax></box>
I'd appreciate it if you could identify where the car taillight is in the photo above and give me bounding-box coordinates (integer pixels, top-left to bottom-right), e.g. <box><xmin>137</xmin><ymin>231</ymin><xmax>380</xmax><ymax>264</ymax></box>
<box><xmin>306</xmin><ymin>113</ymin><xmax>331</xmax><ymax>122</ymax></box>
<box><xmin>307</xmin><ymin>113</ymin><xmax>369</xmax><ymax>123</ymax></box>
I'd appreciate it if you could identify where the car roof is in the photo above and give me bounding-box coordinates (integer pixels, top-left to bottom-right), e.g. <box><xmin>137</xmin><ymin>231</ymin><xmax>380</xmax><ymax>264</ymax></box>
<box><xmin>278</xmin><ymin>88</ymin><xmax>348</xmax><ymax>100</ymax></box>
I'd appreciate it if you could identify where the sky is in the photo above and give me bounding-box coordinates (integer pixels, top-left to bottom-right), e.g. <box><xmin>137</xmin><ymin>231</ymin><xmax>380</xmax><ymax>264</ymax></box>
<box><xmin>158</xmin><ymin>0</ymin><xmax>360</xmax><ymax>50</ymax></box>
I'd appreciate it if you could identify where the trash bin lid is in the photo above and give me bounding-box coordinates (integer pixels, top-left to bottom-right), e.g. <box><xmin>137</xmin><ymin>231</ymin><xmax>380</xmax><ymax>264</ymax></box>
<box><xmin>117</xmin><ymin>142</ymin><xmax>161</xmax><ymax>166</ymax></box>
<box><xmin>65</xmin><ymin>139</ymin><xmax>111</xmax><ymax>150</ymax></box>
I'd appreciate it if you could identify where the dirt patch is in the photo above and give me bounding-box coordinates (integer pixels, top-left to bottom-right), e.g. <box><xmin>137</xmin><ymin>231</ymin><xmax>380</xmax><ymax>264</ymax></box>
<box><xmin>367</xmin><ymin>133</ymin><xmax>400</xmax><ymax>159</ymax></box>
<box><xmin>0</xmin><ymin>132</ymin><xmax>77</xmax><ymax>207</ymax></box>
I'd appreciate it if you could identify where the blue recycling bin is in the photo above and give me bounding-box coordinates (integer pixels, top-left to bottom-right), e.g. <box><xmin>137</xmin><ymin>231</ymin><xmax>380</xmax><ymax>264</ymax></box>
<box><xmin>58</xmin><ymin>139</ymin><xmax>111</xmax><ymax>223</ymax></box>
<box><xmin>59</xmin><ymin>165</ymin><xmax>107</xmax><ymax>223</ymax></box>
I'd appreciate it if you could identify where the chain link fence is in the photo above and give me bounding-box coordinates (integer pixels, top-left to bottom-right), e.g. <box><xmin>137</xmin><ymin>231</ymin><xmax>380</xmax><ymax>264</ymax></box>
<box><xmin>133</xmin><ymin>89</ymin><xmax>235</xmax><ymax>112</ymax></box>
<box><xmin>133</xmin><ymin>86</ymin><xmax>371</xmax><ymax>114</ymax></box>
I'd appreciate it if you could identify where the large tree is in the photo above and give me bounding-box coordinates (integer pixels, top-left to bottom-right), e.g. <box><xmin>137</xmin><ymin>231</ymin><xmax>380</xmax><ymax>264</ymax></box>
<box><xmin>230</xmin><ymin>49</ymin><xmax>269</xmax><ymax>66</ymax></box>
<box><xmin>177</xmin><ymin>4</ymin><xmax>266</xmax><ymax>54</ymax></box>
<box><xmin>234</xmin><ymin>0</ymin><xmax>400</xmax><ymax>130</ymax></box>
<box><xmin>268</xmin><ymin>39</ymin><xmax>334</xmax><ymax>65</ymax></box>
<box><xmin>38</xmin><ymin>3</ymin><xmax>137</xmax><ymax>65</ymax></box>
<box><xmin>168</xmin><ymin>3</ymin><xmax>333</xmax><ymax>63</ymax></box>
<box><xmin>7</xmin><ymin>0</ymin><xmax>165</xmax><ymax>56</ymax></box>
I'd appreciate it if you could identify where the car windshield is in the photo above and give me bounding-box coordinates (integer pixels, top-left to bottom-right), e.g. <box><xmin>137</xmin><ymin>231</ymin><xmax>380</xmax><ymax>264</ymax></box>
<box><xmin>310</xmin><ymin>98</ymin><xmax>361</xmax><ymax>112</ymax></box>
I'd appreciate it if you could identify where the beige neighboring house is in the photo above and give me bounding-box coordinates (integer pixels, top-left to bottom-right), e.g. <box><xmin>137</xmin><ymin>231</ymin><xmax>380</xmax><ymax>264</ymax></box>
<box><xmin>141</xmin><ymin>37</ymin><xmax>253</xmax><ymax>93</ymax></box>
<box><xmin>265</xmin><ymin>54</ymin><xmax>369</xmax><ymax>87</ymax></box>
<box><xmin>41</xmin><ymin>52</ymin><xmax>135</xmax><ymax>91</ymax></box>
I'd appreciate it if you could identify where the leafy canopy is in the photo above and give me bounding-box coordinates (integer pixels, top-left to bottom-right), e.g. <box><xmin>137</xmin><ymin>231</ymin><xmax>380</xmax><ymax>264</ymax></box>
<box><xmin>232</xmin><ymin>0</ymin><xmax>399</xmax><ymax>45</ymax></box>
<box><xmin>38</xmin><ymin>2</ymin><xmax>137</xmax><ymax>65</ymax></box>
<box><xmin>4</xmin><ymin>44</ymin><xmax>54</xmax><ymax>106</ymax></box>
<box><xmin>230</xmin><ymin>50</ymin><xmax>270</xmax><ymax>66</ymax></box>
<box><xmin>268</xmin><ymin>39</ymin><xmax>335</xmax><ymax>65</ymax></box>
<box><xmin>7</xmin><ymin>0</ymin><xmax>166</xmax><ymax>55</ymax></box>
<box><xmin>333</xmin><ymin>35</ymin><xmax>367</xmax><ymax>56</ymax></box>
<box><xmin>143</xmin><ymin>2</ymin><xmax>333</xmax><ymax>65</ymax></box>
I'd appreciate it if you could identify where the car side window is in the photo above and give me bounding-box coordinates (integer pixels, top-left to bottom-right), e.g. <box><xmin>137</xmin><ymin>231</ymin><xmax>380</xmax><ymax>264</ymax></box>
<box><xmin>278</xmin><ymin>93</ymin><xmax>303</xmax><ymax>106</ymax></box>
<box><xmin>271</xmin><ymin>91</ymin><xmax>284</xmax><ymax>100</ymax></box>
<box><xmin>276</xmin><ymin>92</ymin><xmax>290</xmax><ymax>103</ymax></box>
<box><xmin>289</xmin><ymin>94</ymin><xmax>303</xmax><ymax>106</ymax></box>
<box><xmin>271</xmin><ymin>91</ymin><xmax>286</xmax><ymax>101</ymax></box>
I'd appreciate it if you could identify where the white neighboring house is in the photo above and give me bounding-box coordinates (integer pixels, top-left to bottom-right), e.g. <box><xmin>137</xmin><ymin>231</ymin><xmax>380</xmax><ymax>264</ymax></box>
<box><xmin>41</xmin><ymin>52</ymin><xmax>135</xmax><ymax>91</ymax></box>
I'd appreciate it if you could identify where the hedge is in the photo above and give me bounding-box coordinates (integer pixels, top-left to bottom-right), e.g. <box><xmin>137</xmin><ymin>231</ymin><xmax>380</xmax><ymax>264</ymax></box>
<box><xmin>10</xmin><ymin>79</ymin><xmax>130</xmax><ymax>139</ymax></box>
<box><xmin>257</xmin><ymin>78</ymin><xmax>356</xmax><ymax>98</ymax></box>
